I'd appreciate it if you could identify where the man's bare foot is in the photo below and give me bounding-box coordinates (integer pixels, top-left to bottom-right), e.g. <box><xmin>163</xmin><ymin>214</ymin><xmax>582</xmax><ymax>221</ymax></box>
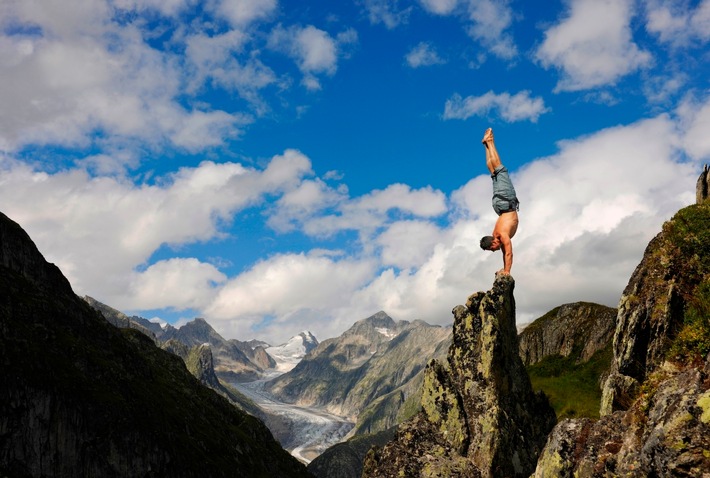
<box><xmin>482</xmin><ymin>127</ymin><xmax>494</xmax><ymax>144</ymax></box>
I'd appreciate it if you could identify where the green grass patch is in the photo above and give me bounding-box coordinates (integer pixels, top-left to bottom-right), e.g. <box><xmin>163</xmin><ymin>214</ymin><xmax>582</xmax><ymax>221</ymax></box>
<box><xmin>664</xmin><ymin>205</ymin><xmax>710</xmax><ymax>272</ymax></box>
<box><xmin>668</xmin><ymin>280</ymin><xmax>710</xmax><ymax>365</ymax></box>
<box><xmin>527</xmin><ymin>344</ymin><xmax>613</xmax><ymax>420</ymax></box>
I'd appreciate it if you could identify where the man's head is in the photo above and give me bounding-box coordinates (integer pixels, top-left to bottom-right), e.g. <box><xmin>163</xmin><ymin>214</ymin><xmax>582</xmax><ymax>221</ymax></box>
<box><xmin>480</xmin><ymin>235</ymin><xmax>500</xmax><ymax>251</ymax></box>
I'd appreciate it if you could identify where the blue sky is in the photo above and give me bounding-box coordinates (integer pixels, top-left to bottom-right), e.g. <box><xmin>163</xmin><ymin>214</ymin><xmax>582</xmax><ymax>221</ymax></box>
<box><xmin>1</xmin><ymin>0</ymin><xmax>709</xmax><ymax>344</ymax></box>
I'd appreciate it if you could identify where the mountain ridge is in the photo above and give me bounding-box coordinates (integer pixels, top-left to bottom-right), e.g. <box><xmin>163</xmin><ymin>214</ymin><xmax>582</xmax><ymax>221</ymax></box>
<box><xmin>0</xmin><ymin>210</ymin><xmax>311</xmax><ymax>477</ymax></box>
<box><xmin>265</xmin><ymin>311</ymin><xmax>451</xmax><ymax>424</ymax></box>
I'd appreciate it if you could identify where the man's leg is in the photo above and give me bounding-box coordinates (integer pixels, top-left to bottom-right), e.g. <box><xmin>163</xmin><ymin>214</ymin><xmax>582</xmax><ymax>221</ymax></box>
<box><xmin>482</xmin><ymin>128</ymin><xmax>502</xmax><ymax>175</ymax></box>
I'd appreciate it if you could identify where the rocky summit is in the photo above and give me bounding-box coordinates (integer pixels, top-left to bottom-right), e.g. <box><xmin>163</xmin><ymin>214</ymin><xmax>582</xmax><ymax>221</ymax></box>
<box><xmin>362</xmin><ymin>275</ymin><xmax>557</xmax><ymax>478</ymax></box>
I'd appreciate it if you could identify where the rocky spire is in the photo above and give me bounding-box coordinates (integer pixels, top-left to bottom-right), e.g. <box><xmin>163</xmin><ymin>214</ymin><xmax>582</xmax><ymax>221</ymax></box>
<box><xmin>697</xmin><ymin>164</ymin><xmax>709</xmax><ymax>205</ymax></box>
<box><xmin>363</xmin><ymin>275</ymin><xmax>556</xmax><ymax>478</ymax></box>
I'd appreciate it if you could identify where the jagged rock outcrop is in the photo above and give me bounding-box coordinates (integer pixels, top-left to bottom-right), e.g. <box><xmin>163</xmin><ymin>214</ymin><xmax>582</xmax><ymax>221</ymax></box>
<box><xmin>601</xmin><ymin>204</ymin><xmax>710</xmax><ymax>414</ymax></box>
<box><xmin>535</xmin><ymin>357</ymin><xmax>710</xmax><ymax>477</ymax></box>
<box><xmin>697</xmin><ymin>164</ymin><xmax>709</xmax><ymax>204</ymax></box>
<box><xmin>0</xmin><ymin>211</ymin><xmax>311</xmax><ymax>478</ymax></box>
<box><xmin>185</xmin><ymin>343</ymin><xmax>223</xmax><ymax>389</ymax></box>
<box><xmin>534</xmin><ymin>204</ymin><xmax>710</xmax><ymax>477</ymax></box>
<box><xmin>362</xmin><ymin>275</ymin><xmax>557</xmax><ymax>478</ymax></box>
<box><xmin>519</xmin><ymin>302</ymin><xmax>616</xmax><ymax>366</ymax></box>
<box><xmin>161</xmin><ymin>317</ymin><xmax>273</xmax><ymax>381</ymax></box>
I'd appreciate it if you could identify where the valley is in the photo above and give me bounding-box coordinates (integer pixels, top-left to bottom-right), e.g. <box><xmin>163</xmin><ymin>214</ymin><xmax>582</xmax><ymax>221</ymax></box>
<box><xmin>233</xmin><ymin>374</ymin><xmax>354</xmax><ymax>464</ymax></box>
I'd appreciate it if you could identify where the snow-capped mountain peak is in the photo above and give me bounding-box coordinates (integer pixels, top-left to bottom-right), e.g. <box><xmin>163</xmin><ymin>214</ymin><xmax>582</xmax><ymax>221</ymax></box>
<box><xmin>266</xmin><ymin>331</ymin><xmax>319</xmax><ymax>373</ymax></box>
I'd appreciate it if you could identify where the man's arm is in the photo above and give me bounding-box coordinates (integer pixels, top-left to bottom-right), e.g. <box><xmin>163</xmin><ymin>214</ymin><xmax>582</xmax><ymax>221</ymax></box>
<box><xmin>499</xmin><ymin>234</ymin><xmax>513</xmax><ymax>275</ymax></box>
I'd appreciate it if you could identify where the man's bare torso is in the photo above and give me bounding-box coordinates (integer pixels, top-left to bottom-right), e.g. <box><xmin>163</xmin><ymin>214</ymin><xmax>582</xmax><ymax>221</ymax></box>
<box><xmin>494</xmin><ymin>210</ymin><xmax>518</xmax><ymax>241</ymax></box>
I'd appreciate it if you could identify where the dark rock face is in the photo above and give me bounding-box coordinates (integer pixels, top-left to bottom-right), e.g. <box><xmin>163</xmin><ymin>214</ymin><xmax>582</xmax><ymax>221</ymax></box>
<box><xmin>186</xmin><ymin>343</ymin><xmax>223</xmax><ymax>389</ymax></box>
<box><xmin>518</xmin><ymin>302</ymin><xmax>616</xmax><ymax>366</ymax></box>
<box><xmin>602</xmin><ymin>205</ymin><xmax>710</xmax><ymax>413</ymax></box>
<box><xmin>0</xmin><ymin>211</ymin><xmax>310</xmax><ymax>478</ymax></box>
<box><xmin>363</xmin><ymin>275</ymin><xmax>556</xmax><ymax>478</ymax></box>
<box><xmin>534</xmin><ymin>204</ymin><xmax>710</xmax><ymax>477</ymax></box>
<box><xmin>697</xmin><ymin>164</ymin><xmax>709</xmax><ymax>205</ymax></box>
<box><xmin>307</xmin><ymin>428</ymin><xmax>395</xmax><ymax>478</ymax></box>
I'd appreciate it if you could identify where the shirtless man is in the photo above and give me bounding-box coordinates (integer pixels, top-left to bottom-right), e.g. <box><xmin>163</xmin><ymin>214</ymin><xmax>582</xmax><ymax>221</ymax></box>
<box><xmin>479</xmin><ymin>128</ymin><xmax>519</xmax><ymax>275</ymax></box>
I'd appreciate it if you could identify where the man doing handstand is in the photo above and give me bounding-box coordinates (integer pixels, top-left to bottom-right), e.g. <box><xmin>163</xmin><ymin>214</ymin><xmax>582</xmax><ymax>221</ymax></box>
<box><xmin>479</xmin><ymin>128</ymin><xmax>519</xmax><ymax>276</ymax></box>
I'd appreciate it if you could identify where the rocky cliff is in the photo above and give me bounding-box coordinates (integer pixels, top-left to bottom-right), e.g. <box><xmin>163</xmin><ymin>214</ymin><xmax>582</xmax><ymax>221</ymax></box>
<box><xmin>534</xmin><ymin>204</ymin><xmax>710</xmax><ymax>477</ymax></box>
<box><xmin>519</xmin><ymin>302</ymin><xmax>616</xmax><ymax>366</ymax></box>
<box><xmin>0</xmin><ymin>211</ymin><xmax>311</xmax><ymax>478</ymax></box>
<box><xmin>602</xmin><ymin>204</ymin><xmax>710</xmax><ymax>413</ymax></box>
<box><xmin>697</xmin><ymin>164</ymin><xmax>709</xmax><ymax>205</ymax></box>
<box><xmin>362</xmin><ymin>275</ymin><xmax>557</xmax><ymax>478</ymax></box>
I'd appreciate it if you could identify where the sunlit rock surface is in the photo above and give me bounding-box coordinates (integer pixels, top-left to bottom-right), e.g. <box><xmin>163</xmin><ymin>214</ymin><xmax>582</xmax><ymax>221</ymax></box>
<box><xmin>363</xmin><ymin>275</ymin><xmax>556</xmax><ymax>478</ymax></box>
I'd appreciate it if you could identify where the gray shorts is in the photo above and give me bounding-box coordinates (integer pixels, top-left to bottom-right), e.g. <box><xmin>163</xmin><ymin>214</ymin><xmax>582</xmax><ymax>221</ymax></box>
<box><xmin>491</xmin><ymin>166</ymin><xmax>519</xmax><ymax>215</ymax></box>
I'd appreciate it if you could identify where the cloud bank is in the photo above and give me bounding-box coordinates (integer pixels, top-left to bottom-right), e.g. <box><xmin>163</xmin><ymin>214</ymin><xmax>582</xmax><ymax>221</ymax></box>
<box><xmin>2</xmin><ymin>99</ymin><xmax>705</xmax><ymax>342</ymax></box>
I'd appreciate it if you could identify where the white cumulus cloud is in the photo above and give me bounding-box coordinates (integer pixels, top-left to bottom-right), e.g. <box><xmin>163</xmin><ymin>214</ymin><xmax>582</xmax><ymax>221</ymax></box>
<box><xmin>205</xmin><ymin>253</ymin><xmax>377</xmax><ymax>340</ymax></box>
<box><xmin>536</xmin><ymin>0</ymin><xmax>652</xmax><ymax>91</ymax></box>
<box><xmin>0</xmin><ymin>1</ymin><xmax>251</xmax><ymax>155</ymax></box>
<box><xmin>128</xmin><ymin>258</ymin><xmax>227</xmax><ymax>311</ymax></box>
<box><xmin>362</xmin><ymin>0</ymin><xmax>413</xmax><ymax>29</ymax></box>
<box><xmin>0</xmin><ymin>149</ymin><xmax>313</xmax><ymax>310</ymax></box>
<box><xmin>444</xmin><ymin>91</ymin><xmax>550</xmax><ymax>122</ymax></box>
<box><xmin>645</xmin><ymin>0</ymin><xmax>710</xmax><ymax>46</ymax></box>
<box><xmin>269</xmin><ymin>24</ymin><xmax>358</xmax><ymax>90</ymax></box>
<box><xmin>419</xmin><ymin>0</ymin><xmax>459</xmax><ymax>16</ymax></box>
<box><xmin>405</xmin><ymin>42</ymin><xmax>446</xmax><ymax>68</ymax></box>
<box><xmin>208</xmin><ymin>0</ymin><xmax>278</xmax><ymax>27</ymax></box>
<box><xmin>465</xmin><ymin>0</ymin><xmax>517</xmax><ymax>60</ymax></box>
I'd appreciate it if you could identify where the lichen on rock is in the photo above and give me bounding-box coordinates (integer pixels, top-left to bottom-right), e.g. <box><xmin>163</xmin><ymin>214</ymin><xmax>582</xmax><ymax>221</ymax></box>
<box><xmin>363</xmin><ymin>275</ymin><xmax>556</xmax><ymax>478</ymax></box>
<box><xmin>534</xmin><ymin>204</ymin><xmax>710</xmax><ymax>477</ymax></box>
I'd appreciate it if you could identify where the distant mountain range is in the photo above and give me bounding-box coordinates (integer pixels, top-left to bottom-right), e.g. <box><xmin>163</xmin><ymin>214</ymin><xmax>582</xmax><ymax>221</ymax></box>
<box><xmin>82</xmin><ymin>269</ymin><xmax>622</xmax><ymax>477</ymax></box>
<box><xmin>84</xmin><ymin>296</ymin><xmax>320</xmax><ymax>382</ymax></box>
<box><xmin>265</xmin><ymin>311</ymin><xmax>452</xmax><ymax>434</ymax></box>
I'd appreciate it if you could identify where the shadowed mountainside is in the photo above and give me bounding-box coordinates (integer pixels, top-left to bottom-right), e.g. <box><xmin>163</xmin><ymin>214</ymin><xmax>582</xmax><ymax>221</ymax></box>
<box><xmin>0</xmin><ymin>211</ymin><xmax>311</xmax><ymax>478</ymax></box>
<box><xmin>519</xmin><ymin>302</ymin><xmax>616</xmax><ymax>366</ymax></box>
